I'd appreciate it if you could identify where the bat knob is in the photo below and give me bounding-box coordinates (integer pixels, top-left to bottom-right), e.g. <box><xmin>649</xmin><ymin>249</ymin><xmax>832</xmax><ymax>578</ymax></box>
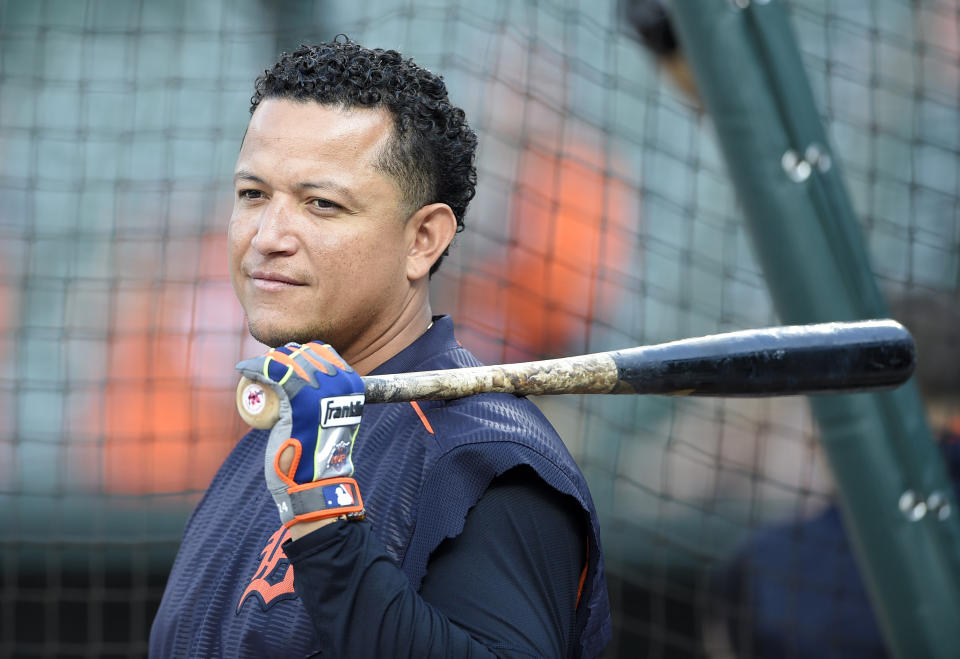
<box><xmin>236</xmin><ymin>376</ymin><xmax>280</xmax><ymax>429</ymax></box>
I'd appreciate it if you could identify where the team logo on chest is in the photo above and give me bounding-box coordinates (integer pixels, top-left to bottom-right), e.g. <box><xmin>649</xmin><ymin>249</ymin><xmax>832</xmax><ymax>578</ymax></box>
<box><xmin>236</xmin><ymin>527</ymin><xmax>297</xmax><ymax>613</ymax></box>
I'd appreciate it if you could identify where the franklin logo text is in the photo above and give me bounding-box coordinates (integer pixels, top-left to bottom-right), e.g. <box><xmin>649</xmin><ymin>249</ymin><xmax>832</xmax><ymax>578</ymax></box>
<box><xmin>320</xmin><ymin>394</ymin><xmax>365</xmax><ymax>428</ymax></box>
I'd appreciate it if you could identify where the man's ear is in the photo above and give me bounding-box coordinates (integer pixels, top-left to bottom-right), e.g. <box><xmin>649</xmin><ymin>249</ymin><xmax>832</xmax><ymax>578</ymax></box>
<box><xmin>404</xmin><ymin>203</ymin><xmax>457</xmax><ymax>281</ymax></box>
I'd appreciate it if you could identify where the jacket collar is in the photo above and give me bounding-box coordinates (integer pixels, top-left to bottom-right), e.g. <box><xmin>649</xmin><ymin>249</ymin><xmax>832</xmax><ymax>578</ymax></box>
<box><xmin>369</xmin><ymin>315</ymin><xmax>459</xmax><ymax>376</ymax></box>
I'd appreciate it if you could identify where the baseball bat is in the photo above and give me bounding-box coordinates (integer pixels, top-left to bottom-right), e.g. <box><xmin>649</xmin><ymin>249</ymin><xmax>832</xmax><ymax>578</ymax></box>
<box><xmin>236</xmin><ymin>319</ymin><xmax>915</xmax><ymax>429</ymax></box>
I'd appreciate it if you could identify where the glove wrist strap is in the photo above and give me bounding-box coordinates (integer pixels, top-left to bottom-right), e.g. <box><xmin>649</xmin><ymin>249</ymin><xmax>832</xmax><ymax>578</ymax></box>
<box><xmin>281</xmin><ymin>477</ymin><xmax>365</xmax><ymax>527</ymax></box>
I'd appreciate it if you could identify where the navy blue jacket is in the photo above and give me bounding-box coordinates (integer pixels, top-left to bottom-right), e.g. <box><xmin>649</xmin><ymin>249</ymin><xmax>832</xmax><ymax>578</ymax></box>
<box><xmin>150</xmin><ymin>316</ymin><xmax>611</xmax><ymax>657</ymax></box>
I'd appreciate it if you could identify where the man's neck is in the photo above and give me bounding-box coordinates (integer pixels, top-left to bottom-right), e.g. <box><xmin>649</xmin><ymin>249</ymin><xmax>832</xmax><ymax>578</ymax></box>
<box><xmin>343</xmin><ymin>284</ymin><xmax>434</xmax><ymax>376</ymax></box>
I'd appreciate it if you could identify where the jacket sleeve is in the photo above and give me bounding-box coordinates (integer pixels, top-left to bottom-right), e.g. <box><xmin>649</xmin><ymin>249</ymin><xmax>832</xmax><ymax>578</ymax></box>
<box><xmin>283</xmin><ymin>467</ymin><xmax>586</xmax><ymax>658</ymax></box>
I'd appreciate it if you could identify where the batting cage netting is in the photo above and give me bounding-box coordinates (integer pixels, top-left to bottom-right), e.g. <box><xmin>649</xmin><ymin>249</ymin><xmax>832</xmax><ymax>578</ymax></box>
<box><xmin>1</xmin><ymin>0</ymin><xmax>958</xmax><ymax>656</ymax></box>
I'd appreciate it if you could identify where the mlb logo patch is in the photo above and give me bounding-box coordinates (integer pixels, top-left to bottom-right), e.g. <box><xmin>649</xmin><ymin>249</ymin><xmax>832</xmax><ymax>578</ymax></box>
<box><xmin>322</xmin><ymin>482</ymin><xmax>355</xmax><ymax>507</ymax></box>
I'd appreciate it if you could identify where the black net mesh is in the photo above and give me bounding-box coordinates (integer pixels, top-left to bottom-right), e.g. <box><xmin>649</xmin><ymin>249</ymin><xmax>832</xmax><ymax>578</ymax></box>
<box><xmin>0</xmin><ymin>0</ymin><xmax>957</xmax><ymax>656</ymax></box>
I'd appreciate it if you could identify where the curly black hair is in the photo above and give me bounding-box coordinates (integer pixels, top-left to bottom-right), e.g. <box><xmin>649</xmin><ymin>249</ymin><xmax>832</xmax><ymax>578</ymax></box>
<box><xmin>250</xmin><ymin>38</ymin><xmax>478</xmax><ymax>275</ymax></box>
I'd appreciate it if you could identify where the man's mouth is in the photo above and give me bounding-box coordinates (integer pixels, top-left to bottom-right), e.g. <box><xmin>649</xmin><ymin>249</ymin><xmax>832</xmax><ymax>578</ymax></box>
<box><xmin>248</xmin><ymin>270</ymin><xmax>306</xmax><ymax>291</ymax></box>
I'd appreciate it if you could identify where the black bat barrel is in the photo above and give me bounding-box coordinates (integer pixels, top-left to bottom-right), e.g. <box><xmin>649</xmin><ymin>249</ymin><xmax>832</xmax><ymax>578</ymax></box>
<box><xmin>610</xmin><ymin>320</ymin><xmax>916</xmax><ymax>396</ymax></box>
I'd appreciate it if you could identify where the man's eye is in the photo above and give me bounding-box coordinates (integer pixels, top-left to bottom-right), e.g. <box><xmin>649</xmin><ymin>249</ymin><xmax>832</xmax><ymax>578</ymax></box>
<box><xmin>311</xmin><ymin>198</ymin><xmax>339</xmax><ymax>210</ymax></box>
<box><xmin>239</xmin><ymin>189</ymin><xmax>263</xmax><ymax>200</ymax></box>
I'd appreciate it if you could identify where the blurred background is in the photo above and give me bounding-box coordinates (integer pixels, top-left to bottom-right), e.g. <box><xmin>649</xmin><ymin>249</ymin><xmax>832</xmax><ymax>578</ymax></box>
<box><xmin>1</xmin><ymin>0</ymin><xmax>958</xmax><ymax>656</ymax></box>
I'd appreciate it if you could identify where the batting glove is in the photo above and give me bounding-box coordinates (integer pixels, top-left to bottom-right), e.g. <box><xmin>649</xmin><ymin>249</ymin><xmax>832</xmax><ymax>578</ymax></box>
<box><xmin>236</xmin><ymin>342</ymin><xmax>365</xmax><ymax>527</ymax></box>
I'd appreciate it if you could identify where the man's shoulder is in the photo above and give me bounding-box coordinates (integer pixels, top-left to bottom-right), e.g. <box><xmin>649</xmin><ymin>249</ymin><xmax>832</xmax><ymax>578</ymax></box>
<box><xmin>430</xmin><ymin>392</ymin><xmax>559</xmax><ymax>446</ymax></box>
<box><xmin>381</xmin><ymin>330</ymin><xmax>559</xmax><ymax>441</ymax></box>
<box><xmin>416</xmin><ymin>392</ymin><xmax>587</xmax><ymax>510</ymax></box>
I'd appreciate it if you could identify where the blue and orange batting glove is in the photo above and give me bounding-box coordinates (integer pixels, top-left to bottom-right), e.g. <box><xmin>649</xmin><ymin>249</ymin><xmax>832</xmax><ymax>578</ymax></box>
<box><xmin>236</xmin><ymin>342</ymin><xmax>365</xmax><ymax>527</ymax></box>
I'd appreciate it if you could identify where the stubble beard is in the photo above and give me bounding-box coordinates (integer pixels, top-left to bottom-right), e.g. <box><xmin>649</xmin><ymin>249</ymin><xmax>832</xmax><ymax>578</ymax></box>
<box><xmin>246</xmin><ymin>317</ymin><xmax>342</xmax><ymax>350</ymax></box>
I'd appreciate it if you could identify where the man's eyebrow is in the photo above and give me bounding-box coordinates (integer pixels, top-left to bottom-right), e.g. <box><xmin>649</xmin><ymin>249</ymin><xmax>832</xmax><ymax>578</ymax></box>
<box><xmin>297</xmin><ymin>180</ymin><xmax>359</xmax><ymax>205</ymax></box>
<box><xmin>232</xmin><ymin>171</ymin><xmax>360</xmax><ymax>206</ymax></box>
<box><xmin>234</xmin><ymin>170</ymin><xmax>265</xmax><ymax>184</ymax></box>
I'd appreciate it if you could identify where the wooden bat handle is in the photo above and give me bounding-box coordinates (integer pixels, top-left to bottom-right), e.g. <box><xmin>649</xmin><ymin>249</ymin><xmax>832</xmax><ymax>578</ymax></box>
<box><xmin>235</xmin><ymin>349</ymin><xmax>621</xmax><ymax>429</ymax></box>
<box><xmin>236</xmin><ymin>377</ymin><xmax>281</xmax><ymax>429</ymax></box>
<box><xmin>236</xmin><ymin>319</ymin><xmax>915</xmax><ymax>429</ymax></box>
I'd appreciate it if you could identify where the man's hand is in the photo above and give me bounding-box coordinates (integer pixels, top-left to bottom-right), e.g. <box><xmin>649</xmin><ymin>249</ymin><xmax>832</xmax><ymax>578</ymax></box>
<box><xmin>236</xmin><ymin>342</ymin><xmax>365</xmax><ymax>531</ymax></box>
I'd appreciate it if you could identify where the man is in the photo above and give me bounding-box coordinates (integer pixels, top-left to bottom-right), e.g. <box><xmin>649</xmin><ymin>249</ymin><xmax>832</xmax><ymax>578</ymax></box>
<box><xmin>149</xmin><ymin>39</ymin><xmax>611</xmax><ymax>657</ymax></box>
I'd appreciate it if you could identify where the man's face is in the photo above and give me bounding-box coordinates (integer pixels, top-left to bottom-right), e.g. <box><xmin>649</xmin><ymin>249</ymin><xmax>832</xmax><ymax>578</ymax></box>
<box><xmin>228</xmin><ymin>99</ymin><xmax>414</xmax><ymax>352</ymax></box>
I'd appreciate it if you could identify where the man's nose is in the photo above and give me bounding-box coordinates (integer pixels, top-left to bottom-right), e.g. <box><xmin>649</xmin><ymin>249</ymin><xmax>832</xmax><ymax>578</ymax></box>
<box><xmin>251</xmin><ymin>198</ymin><xmax>297</xmax><ymax>255</ymax></box>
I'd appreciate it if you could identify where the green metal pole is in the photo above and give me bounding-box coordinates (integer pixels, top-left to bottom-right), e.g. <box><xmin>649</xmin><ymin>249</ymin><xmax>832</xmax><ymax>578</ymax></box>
<box><xmin>668</xmin><ymin>1</ymin><xmax>960</xmax><ymax>657</ymax></box>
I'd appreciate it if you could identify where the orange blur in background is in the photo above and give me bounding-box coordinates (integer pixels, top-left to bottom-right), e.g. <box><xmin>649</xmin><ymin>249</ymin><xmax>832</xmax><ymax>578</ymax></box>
<box><xmin>456</xmin><ymin>142</ymin><xmax>636</xmax><ymax>363</ymax></box>
<box><xmin>96</xmin><ymin>234</ymin><xmax>258</xmax><ymax>494</ymax></box>
<box><xmin>0</xmin><ymin>264</ymin><xmax>13</xmax><ymax>486</ymax></box>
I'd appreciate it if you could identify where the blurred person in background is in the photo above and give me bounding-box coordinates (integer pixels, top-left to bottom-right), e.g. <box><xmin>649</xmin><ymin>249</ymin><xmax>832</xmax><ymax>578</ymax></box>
<box><xmin>454</xmin><ymin>142</ymin><xmax>635</xmax><ymax>364</ymax></box>
<box><xmin>149</xmin><ymin>38</ymin><xmax>611</xmax><ymax>658</ymax></box>
<box><xmin>97</xmin><ymin>233</ymin><xmax>246</xmax><ymax>495</ymax></box>
<box><xmin>711</xmin><ymin>290</ymin><xmax>960</xmax><ymax>658</ymax></box>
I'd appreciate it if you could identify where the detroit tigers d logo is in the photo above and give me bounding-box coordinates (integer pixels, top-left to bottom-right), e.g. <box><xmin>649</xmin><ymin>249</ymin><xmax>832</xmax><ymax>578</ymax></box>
<box><xmin>236</xmin><ymin>527</ymin><xmax>297</xmax><ymax>613</ymax></box>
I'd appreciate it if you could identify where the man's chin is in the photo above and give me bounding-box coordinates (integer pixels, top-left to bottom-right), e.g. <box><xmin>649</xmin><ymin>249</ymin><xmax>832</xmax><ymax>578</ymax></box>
<box><xmin>247</xmin><ymin>321</ymin><xmax>322</xmax><ymax>349</ymax></box>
